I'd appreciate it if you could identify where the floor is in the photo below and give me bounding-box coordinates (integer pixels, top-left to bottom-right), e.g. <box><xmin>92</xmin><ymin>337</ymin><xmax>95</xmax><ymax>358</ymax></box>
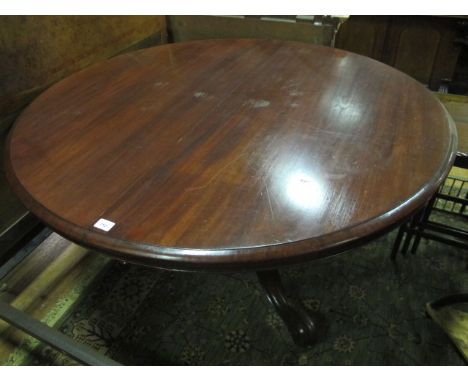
<box><xmin>1</xmin><ymin>217</ymin><xmax>467</xmax><ymax>366</ymax></box>
<box><xmin>0</xmin><ymin>230</ymin><xmax>111</xmax><ymax>364</ymax></box>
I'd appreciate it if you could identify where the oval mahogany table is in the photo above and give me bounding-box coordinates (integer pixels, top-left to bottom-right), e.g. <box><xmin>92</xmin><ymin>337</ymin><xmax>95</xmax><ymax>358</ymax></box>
<box><xmin>5</xmin><ymin>39</ymin><xmax>457</xmax><ymax>346</ymax></box>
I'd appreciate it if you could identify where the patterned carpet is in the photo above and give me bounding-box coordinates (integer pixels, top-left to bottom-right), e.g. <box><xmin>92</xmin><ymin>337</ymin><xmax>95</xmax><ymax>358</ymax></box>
<box><xmin>6</xmin><ymin>213</ymin><xmax>468</xmax><ymax>365</ymax></box>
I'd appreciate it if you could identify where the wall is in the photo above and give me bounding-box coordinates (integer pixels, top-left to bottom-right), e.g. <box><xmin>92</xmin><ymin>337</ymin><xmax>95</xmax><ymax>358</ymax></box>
<box><xmin>167</xmin><ymin>16</ymin><xmax>338</xmax><ymax>46</ymax></box>
<box><xmin>0</xmin><ymin>16</ymin><xmax>167</xmax><ymax>133</ymax></box>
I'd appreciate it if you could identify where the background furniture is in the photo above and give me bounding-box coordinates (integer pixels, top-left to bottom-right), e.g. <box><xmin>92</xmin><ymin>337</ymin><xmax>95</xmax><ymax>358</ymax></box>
<box><xmin>335</xmin><ymin>15</ymin><xmax>468</xmax><ymax>92</ymax></box>
<box><xmin>391</xmin><ymin>153</ymin><xmax>468</xmax><ymax>258</ymax></box>
<box><xmin>426</xmin><ymin>293</ymin><xmax>468</xmax><ymax>364</ymax></box>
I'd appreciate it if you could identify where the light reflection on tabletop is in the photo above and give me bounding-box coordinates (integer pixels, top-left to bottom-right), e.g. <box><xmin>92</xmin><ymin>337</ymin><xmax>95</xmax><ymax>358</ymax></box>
<box><xmin>284</xmin><ymin>171</ymin><xmax>325</xmax><ymax>212</ymax></box>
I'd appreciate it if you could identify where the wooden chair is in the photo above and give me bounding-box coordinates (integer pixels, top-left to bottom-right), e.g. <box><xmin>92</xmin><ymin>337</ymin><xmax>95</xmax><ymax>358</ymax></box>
<box><xmin>391</xmin><ymin>152</ymin><xmax>468</xmax><ymax>259</ymax></box>
<box><xmin>426</xmin><ymin>293</ymin><xmax>468</xmax><ymax>364</ymax></box>
<box><xmin>391</xmin><ymin>153</ymin><xmax>468</xmax><ymax>364</ymax></box>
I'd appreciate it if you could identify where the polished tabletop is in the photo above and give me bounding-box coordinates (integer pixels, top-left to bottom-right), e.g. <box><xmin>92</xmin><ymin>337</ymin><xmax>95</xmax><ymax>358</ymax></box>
<box><xmin>6</xmin><ymin>39</ymin><xmax>457</xmax><ymax>271</ymax></box>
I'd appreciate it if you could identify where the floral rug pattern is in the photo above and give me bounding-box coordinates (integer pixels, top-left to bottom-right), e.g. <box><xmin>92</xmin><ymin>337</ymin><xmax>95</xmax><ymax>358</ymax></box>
<box><xmin>18</xmin><ymin>214</ymin><xmax>468</xmax><ymax>365</ymax></box>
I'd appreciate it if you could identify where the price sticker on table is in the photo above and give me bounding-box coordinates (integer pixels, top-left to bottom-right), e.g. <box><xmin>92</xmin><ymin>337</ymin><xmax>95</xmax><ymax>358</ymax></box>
<box><xmin>93</xmin><ymin>218</ymin><xmax>115</xmax><ymax>232</ymax></box>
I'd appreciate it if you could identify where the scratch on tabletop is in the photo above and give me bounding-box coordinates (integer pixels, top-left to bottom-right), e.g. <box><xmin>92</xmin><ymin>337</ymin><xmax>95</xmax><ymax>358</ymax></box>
<box><xmin>185</xmin><ymin>152</ymin><xmax>248</xmax><ymax>192</ymax></box>
<box><xmin>264</xmin><ymin>181</ymin><xmax>276</xmax><ymax>221</ymax></box>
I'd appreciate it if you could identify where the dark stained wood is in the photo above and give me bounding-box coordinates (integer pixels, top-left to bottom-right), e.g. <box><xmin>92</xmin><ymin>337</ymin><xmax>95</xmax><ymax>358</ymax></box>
<box><xmin>257</xmin><ymin>270</ymin><xmax>316</xmax><ymax>346</ymax></box>
<box><xmin>335</xmin><ymin>16</ymin><xmax>462</xmax><ymax>90</ymax></box>
<box><xmin>5</xmin><ymin>39</ymin><xmax>457</xmax><ymax>271</ymax></box>
<box><xmin>335</xmin><ymin>16</ymin><xmax>390</xmax><ymax>60</ymax></box>
<box><xmin>381</xmin><ymin>17</ymin><xmax>461</xmax><ymax>90</ymax></box>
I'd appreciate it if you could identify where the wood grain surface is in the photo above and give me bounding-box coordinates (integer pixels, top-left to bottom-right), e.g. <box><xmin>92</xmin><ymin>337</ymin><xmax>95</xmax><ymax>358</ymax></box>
<box><xmin>5</xmin><ymin>39</ymin><xmax>457</xmax><ymax>271</ymax></box>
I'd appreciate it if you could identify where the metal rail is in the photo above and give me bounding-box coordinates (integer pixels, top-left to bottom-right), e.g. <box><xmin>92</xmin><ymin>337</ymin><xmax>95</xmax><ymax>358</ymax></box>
<box><xmin>0</xmin><ymin>300</ymin><xmax>120</xmax><ymax>366</ymax></box>
<box><xmin>0</xmin><ymin>228</ymin><xmax>121</xmax><ymax>366</ymax></box>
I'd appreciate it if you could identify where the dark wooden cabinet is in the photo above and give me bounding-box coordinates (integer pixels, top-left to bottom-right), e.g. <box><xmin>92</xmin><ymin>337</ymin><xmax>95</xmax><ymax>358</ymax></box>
<box><xmin>335</xmin><ymin>16</ymin><xmax>390</xmax><ymax>60</ymax></box>
<box><xmin>336</xmin><ymin>16</ymin><xmax>464</xmax><ymax>91</ymax></box>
